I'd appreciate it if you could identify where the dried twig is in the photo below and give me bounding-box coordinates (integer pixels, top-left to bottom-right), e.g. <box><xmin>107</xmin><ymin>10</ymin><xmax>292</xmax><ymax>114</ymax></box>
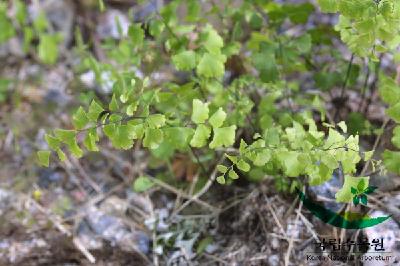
<box><xmin>333</xmin><ymin>53</ymin><xmax>355</xmax><ymax>121</ymax></box>
<box><xmin>150</xmin><ymin>176</ymin><xmax>217</xmax><ymax>211</ymax></box>
<box><xmin>168</xmin><ymin>155</ymin><xmax>225</xmax><ymax>219</ymax></box>
<box><xmin>264</xmin><ymin>195</ymin><xmax>288</xmax><ymax>237</ymax></box>
<box><xmin>284</xmin><ymin>189</ymin><xmax>303</xmax><ymax>266</ymax></box>
<box><xmin>73</xmin><ymin>237</ymin><xmax>96</xmax><ymax>264</ymax></box>
<box><xmin>28</xmin><ymin>197</ymin><xmax>96</xmax><ymax>263</ymax></box>
<box><xmin>296</xmin><ymin>210</ymin><xmax>320</xmax><ymax>242</ymax></box>
<box><xmin>65</xmin><ymin>155</ymin><xmax>102</xmax><ymax>193</ymax></box>
<box><xmin>360</xmin><ymin>118</ymin><xmax>389</xmax><ymax>176</ymax></box>
<box><xmin>362</xmin><ymin>55</ymin><xmax>383</xmax><ymax>115</ymax></box>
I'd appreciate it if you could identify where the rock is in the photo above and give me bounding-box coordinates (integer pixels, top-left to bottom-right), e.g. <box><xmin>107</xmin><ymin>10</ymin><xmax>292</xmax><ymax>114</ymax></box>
<box><xmin>77</xmin><ymin>221</ymin><xmax>103</xmax><ymax>250</ymax></box>
<box><xmin>0</xmin><ymin>37</ymin><xmax>25</xmax><ymax>59</ymax></box>
<box><xmin>19</xmin><ymin>64</ymin><xmax>42</xmax><ymax>80</ymax></box>
<box><xmin>205</xmin><ymin>243</ymin><xmax>218</xmax><ymax>254</ymax></box>
<box><xmin>268</xmin><ymin>254</ymin><xmax>280</xmax><ymax>266</ymax></box>
<box><xmin>80</xmin><ymin>70</ymin><xmax>114</xmax><ymax>94</ymax></box>
<box><xmin>146</xmin><ymin>208</ymin><xmax>169</xmax><ymax>231</ymax></box>
<box><xmin>100</xmin><ymin>196</ymin><xmax>128</xmax><ymax>216</ymax></box>
<box><xmin>85</xmin><ymin>207</ymin><xmax>128</xmax><ymax>241</ymax></box>
<box><xmin>18</xmin><ymin>64</ymin><xmax>72</xmax><ymax>105</ymax></box>
<box><xmin>0</xmin><ymin>237</ymin><xmax>47</xmax><ymax>264</ymax></box>
<box><xmin>79</xmin><ymin>71</ymin><xmax>96</xmax><ymax>89</ymax></box>
<box><xmin>35</xmin><ymin>128</ymin><xmax>48</xmax><ymax>150</ymax></box>
<box><xmin>370</xmin><ymin>173</ymin><xmax>398</xmax><ymax>192</ymax></box>
<box><xmin>37</xmin><ymin>168</ymin><xmax>65</xmax><ymax>188</ymax></box>
<box><xmin>133</xmin><ymin>231</ymin><xmax>151</xmax><ymax>255</ymax></box>
<box><xmin>308</xmin><ymin>172</ymin><xmax>342</xmax><ymax>212</ymax></box>
<box><xmin>133</xmin><ymin>0</ymin><xmax>163</xmax><ymax>22</ymax></box>
<box><xmin>28</xmin><ymin>0</ymin><xmax>75</xmax><ymax>46</ymax></box>
<box><xmin>78</xmin><ymin>206</ymin><xmax>150</xmax><ymax>254</ymax></box>
<box><xmin>127</xmin><ymin>191</ymin><xmax>152</xmax><ymax>215</ymax></box>
<box><xmin>43</xmin><ymin>65</ymin><xmax>73</xmax><ymax>106</ymax></box>
<box><xmin>97</xmin><ymin>9</ymin><xmax>130</xmax><ymax>40</ymax></box>
<box><xmin>364</xmin><ymin>211</ymin><xmax>400</xmax><ymax>266</ymax></box>
<box><xmin>271</xmin><ymin>237</ymin><xmax>280</xmax><ymax>250</ymax></box>
<box><xmin>173</xmin><ymin>232</ymin><xmax>199</xmax><ymax>260</ymax></box>
<box><xmin>0</xmin><ymin>188</ymin><xmax>13</xmax><ymax>216</ymax></box>
<box><xmin>167</xmin><ymin>250</ymin><xmax>191</xmax><ymax>266</ymax></box>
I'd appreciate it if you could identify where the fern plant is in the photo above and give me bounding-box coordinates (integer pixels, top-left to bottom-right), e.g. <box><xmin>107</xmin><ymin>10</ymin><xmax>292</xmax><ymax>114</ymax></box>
<box><xmin>0</xmin><ymin>0</ymin><xmax>61</xmax><ymax>64</ymax></box>
<box><xmin>33</xmin><ymin>0</ymin><xmax>400</xmax><ymax>203</ymax></box>
<box><xmin>318</xmin><ymin>0</ymin><xmax>400</xmax><ymax>176</ymax></box>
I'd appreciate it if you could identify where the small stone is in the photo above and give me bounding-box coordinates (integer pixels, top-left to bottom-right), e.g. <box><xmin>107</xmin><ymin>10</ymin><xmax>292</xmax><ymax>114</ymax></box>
<box><xmin>0</xmin><ymin>189</ymin><xmax>13</xmax><ymax>215</ymax></box>
<box><xmin>133</xmin><ymin>0</ymin><xmax>163</xmax><ymax>22</ymax></box>
<box><xmin>80</xmin><ymin>71</ymin><xmax>96</xmax><ymax>89</ymax></box>
<box><xmin>205</xmin><ymin>243</ymin><xmax>218</xmax><ymax>254</ymax></box>
<box><xmin>268</xmin><ymin>254</ymin><xmax>280</xmax><ymax>266</ymax></box>
<box><xmin>364</xmin><ymin>211</ymin><xmax>400</xmax><ymax>266</ymax></box>
<box><xmin>132</xmin><ymin>231</ymin><xmax>150</xmax><ymax>254</ymax></box>
<box><xmin>27</xmin><ymin>0</ymin><xmax>74</xmax><ymax>46</ymax></box>
<box><xmin>79</xmin><ymin>206</ymin><xmax>150</xmax><ymax>255</ymax></box>
<box><xmin>38</xmin><ymin>169</ymin><xmax>64</xmax><ymax>188</ymax></box>
<box><xmin>97</xmin><ymin>9</ymin><xmax>130</xmax><ymax>40</ymax></box>
<box><xmin>80</xmin><ymin>70</ymin><xmax>113</xmax><ymax>94</ymax></box>
<box><xmin>309</xmin><ymin>172</ymin><xmax>342</xmax><ymax>212</ymax></box>
<box><xmin>99</xmin><ymin>196</ymin><xmax>128</xmax><ymax>216</ymax></box>
<box><xmin>271</xmin><ymin>237</ymin><xmax>280</xmax><ymax>249</ymax></box>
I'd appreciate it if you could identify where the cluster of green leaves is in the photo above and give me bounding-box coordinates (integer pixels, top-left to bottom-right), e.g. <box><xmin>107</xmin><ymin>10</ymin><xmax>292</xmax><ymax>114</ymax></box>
<box><xmin>350</xmin><ymin>178</ymin><xmax>377</xmax><ymax>206</ymax></box>
<box><xmin>215</xmin><ymin>117</ymin><xmax>374</xmax><ymax>200</ymax></box>
<box><xmin>173</xmin><ymin>24</ymin><xmax>228</xmax><ymax>78</ymax></box>
<box><xmin>379</xmin><ymin>76</ymin><xmax>400</xmax><ymax>174</ymax></box>
<box><xmin>0</xmin><ymin>1</ymin><xmax>60</xmax><ymax>64</ymax></box>
<box><xmin>38</xmin><ymin>94</ymin><xmax>236</xmax><ymax>166</ymax></box>
<box><xmin>317</xmin><ymin>0</ymin><xmax>400</xmax><ymax>188</ymax></box>
<box><xmin>34</xmin><ymin>0</ymin><xmax>400</xmax><ymax>204</ymax></box>
<box><xmin>0</xmin><ymin>78</ymin><xmax>12</xmax><ymax>103</ymax></box>
<box><xmin>318</xmin><ymin>0</ymin><xmax>400</xmax><ymax>58</ymax></box>
<box><xmin>318</xmin><ymin>0</ymin><xmax>400</xmax><ymax>202</ymax></box>
<box><xmin>0</xmin><ymin>2</ymin><xmax>15</xmax><ymax>43</ymax></box>
<box><xmin>336</xmin><ymin>175</ymin><xmax>370</xmax><ymax>203</ymax></box>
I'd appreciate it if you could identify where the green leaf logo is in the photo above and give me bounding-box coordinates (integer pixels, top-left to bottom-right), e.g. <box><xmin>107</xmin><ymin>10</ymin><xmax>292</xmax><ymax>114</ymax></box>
<box><xmin>349</xmin><ymin>180</ymin><xmax>377</xmax><ymax>206</ymax></box>
<box><xmin>296</xmin><ymin>188</ymin><xmax>390</xmax><ymax>229</ymax></box>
